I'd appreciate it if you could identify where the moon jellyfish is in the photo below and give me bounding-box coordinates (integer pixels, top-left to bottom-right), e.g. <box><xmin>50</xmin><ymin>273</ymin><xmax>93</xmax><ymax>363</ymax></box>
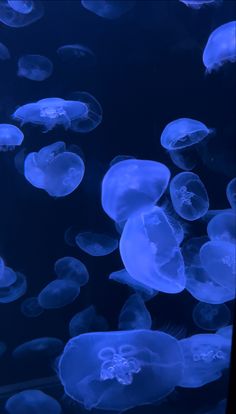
<box><xmin>0</xmin><ymin>341</ymin><xmax>6</xmax><ymax>357</ymax></box>
<box><xmin>102</xmin><ymin>159</ymin><xmax>170</xmax><ymax>222</ymax></box>
<box><xmin>7</xmin><ymin>0</ymin><xmax>33</xmax><ymax>14</ymax></box>
<box><xmin>57</xmin><ymin>44</ymin><xmax>95</xmax><ymax>64</ymax></box>
<box><xmin>169</xmin><ymin>148</ymin><xmax>197</xmax><ymax>171</ymax></box>
<box><xmin>0</xmin><ymin>0</ymin><xmax>44</xmax><ymax>27</ymax></box>
<box><xmin>120</xmin><ymin>206</ymin><xmax>186</xmax><ymax>294</ymax></box>
<box><xmin>0</xmin><ymin>42</ymin><xmax>10</xmax><ymax>60</ymax></box>
<box><xmin>179</xmin><ymin>0</ymin><xmax>222</xmax><ymax>9</ymax></box>
<box><xmin>68</xmin><ymin>91</ymin><xmax>102</xmax><ymax>133</ymax></box>
<box><xmin>0</xmin><ymin>124</ymin><xmax>24</xmax><ymax>151</ymax></box>
<box><xmin>170</xmin><ymin>172</ymin><xmax>209</xmax><ymax>221</ymax></box>
<box><xmin>12</xmin><ymin>337</ymin><xmax>64</xmax><ymax>359</ymax></box>
<box><xmin>20</xmin><ymin>296</ymin><xmax>44</xmax><ymax>318</ymax></box>
<box><xmin>226</xmin><ymin>177</ymin><xmax>236</xmax><ymax>211</ymax></box>
<box><xmin>118</xmin><ymin>294</ymin><xmax>152</xmax><ymax>330</ymax></box>
<box><xmin>192</xmin><ymin>302</ymin><xmax>231</xmax><ymax>331</ymax></box>
<box><xmin>0</xmin><ymin>261</ymin><xmax>16</xmax><ymax>287</ymax></box>
<box><xmin>17</xmin><ymin>54</ymin><xmax>53</xmax><ymax>81</ymax></box>
<box><xmin>12</xmin><ymin>97</ymin><xmax>88</xmax><ymax>132</ymax></box>
<box><xmin>69</xmin><ymin>305</ymin><xmax>108</xmax><ymax>337</ymax></box>
<box><xmin>24</xmin><ymin>141</ymin><xmax>85</xmax><ymax>197</ymax></box>
<box><xmin>203</xmin><ymin>21</ymin><xmax>236</xmax><ymax>73</ymax></box>
<box><xmin>5</xmin><ymin>389</ymin><xmax>62</xmax><ymax>414</ymax></box>
<box><xmin>207</xmin><ymin>211</ymin><xmax>236</xmax><ymax>243</ymax></box>
<box><xmin>0</xmin><ymin>272</ymin><xmax>27</xmax><ymax>303</ymax></box>
<box><xmin>109</xmin><ymin>268</ymin><xmax>158</xmax><ymax>300</ymax></box>
<box><xmin>110</xmin><ymin>154</ymin><xmax>135</xmax><ymax>167</ymax></box>
<box><xmin>75</xmin><ymin>231</ymin><xmax>118</xmax><ymax>256</ymax></box>
<box><xmin>38</xmin><ymin>279</ymin><xmax>80</xmax><ymax>309</ymax></box>
<box><xmin>58</xmin><ymin>330</ymin><xmax>184</xmax><ymax>411</ymax></box>
<box><xmin>179</xmin><ymin>333</ymin><xmax>231</xmax><ymax>388</ymax></box>
<box><xmin>81</xmin><ymin>0</ymin><xmax>136</xmax><ymax>20</ymax></box>
<box><xmin>54</xmin><ymin>256</ymin><xmax>89</xmax><ymax>287</ymax></box>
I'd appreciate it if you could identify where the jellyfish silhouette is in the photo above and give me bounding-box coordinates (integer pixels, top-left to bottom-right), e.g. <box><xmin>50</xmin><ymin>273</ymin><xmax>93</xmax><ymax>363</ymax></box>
<box><xmin>57</xmin><ymin>44</ymin><xmax>95</xmax><ymax>65</ymax></box>
<box><xmin>81</xmin><ymin>0</ymin><xmax>135</xmax><ymax>19</ymax></box>
<box><xmin>179</xmin><ymin>0</ymin><xmax>222</xmax><ymax>9</ymax></box>
<box><xmin>12</xmin><ymin>337</ymin><xmax>64</xmax><ymax>359</ymax></box>
<box><xmin>69</xmin><ymin>92</ymin><xmax>103</xmax><ymax>133</ymax></box>
<box><xmin>0</xmin><ymin>271</ymin><xmax>27</xmax><ymax>303</ymax></box>
<box><xmin>75</xmin><ymin>231</ymin><xmax>118</xmax><ymax>256</ymax></box>
<box><xmin>192</xmin><ymin>302</ymin><xmax>231</xmax><ymax>331</ymax></box>
<box><xmin>0</xmin><ymin>42</ymin><xmax>10</xmax><ymax>60</ymax></box>
<box><xmin>0</xmin><ymin>124</ymin><xmax>24</xmax><ymax>151</ymax></box>
<box><xmin>0</xmin><ymin>0</ymin><xmax>44</xmax><ymax>27</ymax></box>
<box><xmin>207</xmin><ymin>211</ymin><xmax>236</xmax><ymax>243</ymax></box>
<box><xmin>226</xmin><ymin>177</ymin><xmax>236</xmax><ymax>211</ymax></box>
<box><xmin>5</xmin><ymin>389</ymin><xmax>62</xmax><ymax>414</ymax></box>
<box><xmin>17</xmin><ymin>54</ymin><xmax>53</xmax><ymax>81</ymax></box>
<box><xmin>20</xmin><ymin>297</ymin><xmax>44</xmax><ymax>318</ymax></box>
<box><xmin>54</xmin><ymin>256</ymin><xmax>89</xmax><ymax>286</ymax></box>
<box><xmin>69</xmin><ymin>305</ymin><xmax>108</xmax><ymax>337</ymax></box>
<box><xmin>118</xmin><ymin>294</ymin><xmax>152</xmax><ymax>330</ymax></box>
<box><xmin>7</xmin><ymin>0</ymin><xmax>33</xmax><ymax>14</ymax></box>
<box><xmin>38</xmin><ymin>279</ymin><xmax>80</xmax><ymax>309</ymax></box>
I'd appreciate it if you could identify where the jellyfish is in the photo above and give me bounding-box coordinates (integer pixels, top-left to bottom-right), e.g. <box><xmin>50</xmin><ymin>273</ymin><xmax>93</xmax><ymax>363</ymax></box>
<box><xmin>118</xmin><ymin>294</ymin><xmax>152</xmax><ymax>330</ymax></box>
<box><xmin>179</xmin><ymin>0</ymin><xmax>222</xmax><ymax>9</ymax></box>
<box><xmin>0</xmin><ymin>124</ymin><xmax>24</xmax><ymax>151</ymax></box>
<box><xmin>0</xmin><ymin>261</ymin><xmax>17</xmax><ymax>287</ymax></box>
<box><xmin>20</xmin><ymin>297</ymin><xmax>44</xmax><ymax>318</ymax></box>
<box><xmin>38</xmin><ymin>279</ymin><xmax>80</xmax><ymax>309</ymax></box>
<box><xmin>0</xmin><ymin>0</ymin><xmax>44</xmax><ymax>27</ymax></box>
<box><xmin>203</xmin><ymin>21</ymin><xmax>236</xmax><ymax>73</ymax></box>
<box><xmin>57</xmin><ymin>44</ymin><xmax>95</xmax><ymax>64</ymax></box>
<box><xmin>12</xmin><ymin>337</ymin><xmax>64</xmax><ymax>359</ymax></box>
<box><xmin>0</xmin><ymin>42</ymin><xmax>10</xmax><ymax>60</ymax></box>
<box><xmin>102</xmin><ymin>159</ymin><xmax>170</xmax><ymax>222</ymax></box>
<box><xmin>110</xmin><ymin>155</ymin><xmax>135</xmax><ymax>167</ymax></box>
<box><xmin>217</xmin><ymin>324</ymin><xmax>233</xmax><ymax>343</ymax></box>
<box><xmin>24</xmin><ymin>141</ymin><xmax>85</xmax><ymax>197</ymax></box>
<box><xmin>54</xmin><ymin>256</ymin><xmax>89</xmax><ymax>287</ymax></box>
<box><xmin>81</xmin><ymin>0</ymin><xmax>136</xmax><ymax>19</ymax></box>
<box><xmin>17</xmin><ymin>54</ymin><xmax>53</xmax><ymax>81</ymax></box>
<box><xmin>192</xmin><ymin>303</ymin><xmax>231</xmax><ymax>331</ymax></box>
<box><xmin>119</xmin><ymin>206</ymin><xmax>186</xmax><ymax>294</ymax></box>
<box><xmin>170</xmin><ymin>172</ymin><xmax>209</xmax><ymax>221</ymax></box>
<box><xmin>178</xmin><ymin>332</ymin><xmax>231</xmax><ymax>388</ymax></box>
<box><xmin>0</xmin><ymin>341</ymin><xmax>6</xmax><ymax>357</ymax></box>
<box><xmin>75</xmin><ymin>231</ymin><xmax>118</xmax><ymax>256</ymax></box>
<box><xmin>169</xmin><ymin>148</ymin><xmax>197</xmax><ymax>171</ymax></box>
<box><xmin>69</xmin><ymin>305</ymin><xmax>108</xmax><ymax>337</ymax></box>
<box><xmin>109</xmin><ymin>268</ymin><xmax>158</xmax><ymax>300</ymax></box>
<box><xmin>12</xmin><ymin>97</ymin><xmax>88</xmax><ymax>132</ymax></box>
<box><xmin>5</xmin><ymin>389</ymin><xmax>62</xmax><ymax>414</ymax></box>
<box><xmin>0</xmin><ymin>272</ymin><xmax>27</xmax><ymax>303</ymax></box>
<box><xmin>68</xmin><ymin>91</ymin><xmax>103</xmax><ymax>133</ymax></box>
<box><xmin>7</xmin><ymin>0</ymin><xmax>34</xmax><ymax>14</ymax></box>
<box><xmin>58</xmin><ymin>330</ymin><xmax>184</xmax><ymax>411</ymax></box>
<box><xmin>226</xmin><ymin>177</ymin><xmax>236</xmax><ymax>211</ymax></box>
<box><xmin>207</xmin><ymin>211</ymin><xmax>236</xmax><ymax>243</ymax></box>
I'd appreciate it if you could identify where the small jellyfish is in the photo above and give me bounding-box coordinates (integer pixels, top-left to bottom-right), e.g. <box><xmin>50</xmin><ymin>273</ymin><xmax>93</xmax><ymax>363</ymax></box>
<box><xmin>192</xmin><ymin>302</ymin><xmax>231</xmax><ymax>331</ymax></box>
<box><xmin>17</xmin><ymin>54</ymin><xmax>53</xmax><ymax>81</ymax></box>
<box><xmin>0</xmin><ymin>272</ymin><xmax>27</xmax><ymax>303</ymax></box>
<box><xmin>81</xmin><ymin>0</ymin><xmax>136</xmax><ymax>19</ymax></box>
<box><xmin>0</xmin><ymin>42</ymin><xmax>10</xmax><ymax>60</ymax></box>
<box><xmin>68</xmin><ymin>91</ymin><xmax>102</xmax><ymax>133</ymax></box>
<box><xmin>0</xmin><ymin>0</ymin><xmax>44</xmax><ymax>27</ymax></box>
<box><xmin>203</xmin><ymin>21</ymin><xmax>236</xmax><ymax>73</ymax></box>
<box><xmin>69</xmin><ymin>305</ymin><xmax>108</xmax><ymax>337</ymax></box>
<box><xmin>0</xmin><ymin>124</ymin><xmax>24</xmax><ymax>151</ymax></box>
<box><xmin>75</xmin><ymin>231</ymin><xmax>118</xmax><ymax>256</ymax></box>
<box><xmin>5</xmin><ymin>389</ymin><xmax>62</xmax><ymax>414</ymax></box>
<box><xmin>38</xmin><ymin>279</ymin><xmax>80</xmax><ymax>309</ymax></box>
<box><xmin>226</xmin><ymin>177</ymin><xmax>236</xmax><ymax>211</ymax></box>
<box><xmin>109</xmin><ymin>268</ymin><xmax>158</xmax><ymax>300</ymax></box>
<box><xmin>207</xmin><ymin>211</ymin><xmax>236</xmax><ymax>243</ymax></box>
<box><xmin>118</xmin><ymin>294</ymin><xmax>152</xmax><ymax>330</ymax></box>
<box><xmin>57</xmin><ymin>44</ymin><xmax>95</xmax><ymax>64</ymax></box>
<box><xmin>20</xmin><ymin>297</ymin><xmax>44</xmax><ymax>318</ymax></box>
<box><xmin>24</xmin><ymin>141</ymin><xmax>85</xmax><ymax>197</ymax></box>
<box><xmin>12</xmin><ymin>337</ymin><xmax>64</xmax><ymax>359</ymax></box>
<box><xmin>170</xmin><ymin>172</ymin><xmax>209</xmax><ymax>221</ymax></box>
<box><xmin>169</xmin><ymin>148</ymin><xmax>197</xmax><ymax>171</ymax></box>
<box><xmin>54</xmin><ymin>256</ymin><xmax>89</xmax><ymax>286</ymax></box>
<box><xmin>179</xmin><ymin>0</ymin><xmax>222</xmax><ymax>9</ymax></box>
<box><xmin>7</xmin><ymin>0</ymin><xmax>33</xmax><ymax>14</ymax></box>
<box><xmin>102</xmin><ymin>159</ymin><xmax>170</xmax><ymax>222</ymax></box>
<box><xmin>58</xmin><ymin>330</ymin><xmax>184</xmax><ymax>411</ymax></box>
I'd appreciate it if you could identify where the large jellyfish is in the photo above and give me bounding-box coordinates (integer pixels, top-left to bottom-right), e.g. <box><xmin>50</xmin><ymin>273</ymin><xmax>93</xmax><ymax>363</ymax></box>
<box><xmin>0</xmin><ymin>42</ymin><xmax>10</xmax><ymax>60</ymax></box>
<box><xmin>109</xmin><ymin>268</ymin><xmax>158</xmax><ymax>300</ymax></box>
<box><xmin>68</xmin><ymin>92</ymin><xmax>103</xmax><ymax>133</ymax></box>
<box><xmin>20</xmin><ymin>296</ymin><xmax>44</xmax><ymax>318</ymax></box>
<box><xmin>38</xmin><ymin>279</ymin><xmax>80</xmax><ymax>309</ymax></box>
<box><xmin>192</xmin><ymin>302</ymin><xmax>231</xmax><ymax>331</ymax></box>
<box><xmin>207</xmin><ymin>210</ymin><xmax>236</xmax><ymax>243</ymax></box>
<box><xmin>17</xmin><ymin>54</ymin><xmax>53</xmax><ymax>81</ymax></box>
<box><xmin>58</xmin><ymin>330</ymin><xmax>184</xmax><ymax>411</ymax></box>
<box><xmin>54</xmin><ymin>256</ymin><xmax>89</xmax><ymax>286</ymax></box>
<box><xmin>226</xmin><ymin>177</ymin><xmax>236</xmax><ymax>211</ymax></box>
<box><xmin>0</xmin><ymin>271</ymin><xmax>27</xmax><ymax>303</ymax></box>
<box><xmin>75</xmin><ymin>231</ymin><xmax>118</xmax><ymax>256</ymax></box>
<box><xmin>101</xmin><ymin>159</ymin><xmax>170</xmax><ymax>222</ymax></box>
<box><xmin>0</xmin><ymin>124</ymin><xmax>24</xmax><ymax>151</ymax></box>
<box><xmin>118</xmin><ymin>294</ymin><xmax>152</xmax><ymax>330</ymax></box>
<box><xmin>179</xmin><ymin>0</ymin><xmax>222</xmax><ymax>9</ymax></box>
<box><xmin>0</xmin><ymin>0</ymin><xmax>44</xmax><ymax>27</ymax></box>
<box><xmin>24</xmin><ymin>141</ymin><xmax>85</xmax><ymax>197</ymax></box>
<box><xmin>119</xmin><ymin>206</ymin><xmax>186</xmax><ymax>294</ymax></box>
<box><xmin>5</xmin><ymin>389</ymin><xmax>62</xmax><ymax>414</ymax></box>
<box><xmin>12</xmin><ymin>337</ymin><xmax>64</xmax><ymax>359</ymax></box>
<box><xmin>69</xmin><ymin>305</ymin><xmax>108</xmax><ymax>337</ymax></box>
<box><xmin>203</xmin><ymin>21</ymin><xmax>236</xmax><ymax>73</ymax></box>
<box><xmin>81</xmin><ymin>0</ymin><xmax>136</xmax><ymax>19</ymax></box>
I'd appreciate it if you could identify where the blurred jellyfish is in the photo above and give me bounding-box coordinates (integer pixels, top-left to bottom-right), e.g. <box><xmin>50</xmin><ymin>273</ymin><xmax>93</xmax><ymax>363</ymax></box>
<box><xmin>58</xmin><ymin>330</ymin><xmax>184</xmax><ymax>411</ymax></box>
<box><xmin>0</xmin><ymin>341</ymin><xmax>6</xmax><ymax>357</ymax></box>
<box><xmin>75</xmin><ymin>231</ymin><xmax>118</xmax><ymax>256</ymax></box>
<box><xmin>7</xmin><ymin>0</ymin><xmax>33</xmax><ymax>14</ymax></box>
<box><xmin>17</xmin><ymin>54</ymin><xmax>53</xmax><ymax>81</ymax></box>
<box><xmin>192</xmin><ymin>302</ymin><xmax>231</xmax><ymax>331</ymax></box>
<box><xmin>203</xmin><ymin>21</ymin><xmax>236</xmax><ymax>73</ymax></box>
<box><xmin>170</xmin><ymin>172</ymin><xmax>209</xmax><ymax>221</ymax></box>
<box><xmin>110</xmin><ymin>154</ymin><xmax>135</xmax><ymax>167</ymax></box>
<box><xmin>13</xmin><ymin>337</ymin><xmax>64</xmax><ymax>359</ymax></box>
<box><xmin>24</xmin><ymin>141</ymin><xmax>85</xmax><ymax>197</ymax></box>
<box><xmin>5</xmin><ymin>389</ymin><xmax>62</xmax><ymax>414</ymax></box>
<box><xmin>179</xmin><ymin>0</ymin><xmax>222</xmax><ymax>9</ymax></box>
<box><xmin>109</xmin><ymin>268</ymin><xmax>158</xmax><ymax>300</ymax></box>
<box><xmin>120</xmin><ymin>206</ymin><xmax>186</xmax><ymax>294</ymax></box>
<box><xmin>0</xmin><ymin>42</ymin><xmax>10</xmax><ymax>60</ymax></box>
<box><xmin>217</xmin><ymin>324</ymin><xmax>233</xmax><ymax>342</ymax></box>
<box><xmin>54</xmin><ymin>256</ymin><xmax>89</xmax><ymax>286</ymax></box>
<box><xmin>12</xmin><ymin>97</ymin><xmax>88</xmax><ymax>132</ymax></box>
<box><xmin>207</xmin><ymin>211</ymin><xmax>236</xmax><ymax>243</ymax></box>
<box><xmin>38</xmin><ymin>279</ymin><xmax>80</xmax><ymax>309</ymax></box>
<box><xmin>0</xmin><ymin>124</ymin><xmax>24</xmax><ymax>151</ymax></box>
<box><xmin>102</xmin><ymin>159</ymin><xmax>170</xmax><ymax>222</ymax></box>
<box><xmin>0</xmin><ymin>261</ymin><xmax>17</xmax><ymax>288</ymax></box>
<box><xmin>69</xmin><ymin>91</ymin><xmax>103</xmax><ymax>133</ymax></box>
<box><xmin>118</xmin><ymin>294</ymin><xmax>152</xmax><ymax>330</ymax></box>
<box><xmin>57</xmin><ymin>44</ymin><xmax>95</xmax><ymax>65</ymax></box>
<box><xmin>0</xmin><ymin>0</ymin><xmax>44</xmax><ymax>27</ymax></box>
<box><xmin>81</xmin><ymin>0</ymin><xmax>136</xmax><ymax>19</ymax></box>
<box><xmin>205</xmin><ymin>399</ymin><xmax>227</xmax><ymax>414</ymax></box>
<box><xmin>169</xmin><ymin>148</ymin><xmax>197</xmax><ymax>171</ymax></box>
<box><xmin>0</xmin><ymin>272</ymin><xmax>27</xmax><ymax>303</ymax></box>
<box><xmin>20</xmin><ymin>296</ymin><xmax>44</xmax><ymax>318</ymax></box>
<box><xmin>226</xmin><ymin>177</ymin><xmax>236</xmax><ymax>211</ymax></box>
<box><xmin>69</xmin><ymin>305</ymin><xmax>108</xmax><ymax>337</ymax></box>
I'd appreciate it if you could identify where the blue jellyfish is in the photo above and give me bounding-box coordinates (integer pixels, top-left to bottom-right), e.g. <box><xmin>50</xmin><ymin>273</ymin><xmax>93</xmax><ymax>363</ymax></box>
<box><xmin>0</xmin><ymin>0</ymin><xmax>44</xmax><ymax>27</ymax></box>
<box><xmin>203</xmin><ymin>21</ymin><xmax>236</xmax><ymax>73</ymax></box>
<box><xmin>207</xmin><ymin>211</ymin><xmax>236</xmax><ymax>243</ymax></box>
<box><xmin>75</xmin><ymin>231</ymin><xmax>118</xmax><ymax>256</ymax></box>
<box><xmin>226</xmin><ymin>177</ymin><xmax>236</xmax><ymax>211</ymax></box>
<box><xmin>109</xmin><ymin>268</ymin><xmax>158</xmax><ymax>300</ymax></box>
<box><xmin>110</xmin><ymin>155</ymin><xmax>135</xmax><ymax>167</ymax></box>
<box><xmin>217</xmin><ymin>324</ymin><xmax>233</xmax><ymax>342</ymax></box>
<box><xmin>169</xmin><ymin>148</ymin><xmax>197</xmax><ymax>171</ymax></box>
<box><xmin>12</xmin><ymin>337</ymin><xmax>64</xmax><ymax>359</ymax></box>
<box><xmin>57</xmin><ymin>44</ymin><xmax>95</xmax><ymax>64</ymax></box>
<box><xmin>0</xmin><ymin>124</ymin><xmax>24</xmax><ymax>151</ymax></box>
<box><xmin>0</xmin><ymin>341</ymin><xmax>6</xmax><ymax>357</ymax></box>
<box><xmin>20</xmin><ymin>297</ymin><xmax>44</xmax><ymax>318</ymax></box>
<box><xmin>68</xmin><ymin>91</ymin><xmax>103</xmax><ymax>133</ymax></box>
<box><xmin>178</xmin><ymin>332</ymin><xmax>231</xmax><ymax>388</ymax></box>
<box><xmin>102</xmin><ymin>159</ymin><xmax>170</xmax><ymax>222</ymax></box>
<box><xmin>120</xmin><ymin>206</ymin><xmax>186</xmax><ymax>294</ymax></box>
<box><xmin>0</xmin><ymin>42</ymin><xmax>10</xmax><ymax>60</ymax></box>
<box><xmin>38</xmin><ymin>279</ymin><xmax>80</xmax><ymax>309</ymax></box>
<box><xmin>54</xmin><ymin>256</ymin><xmax>89</xmax><ymax>286</ymax></box>
<box><xmin>24</xmin><ymin>141</ymin><xmax>85</xmax><ymax>197</ymax></box>
<box><xmin>0</xmin><ymin>260</ymin><xmax>17</xmax><ymax>287</ymax></box>
<box><xmin>0</xmin><ymin>271</ymin><xmax>27</xmax><ymax>303</ymax></box>
<box><xmin>81</xmin><ymin>0</ymin><xmax>136</xmax><ymax>19</ymax></box>
<box><xmin>12</xmin><ymin>97</ymin><xmax>88</xmax><ymax>132</ymax></box>
<box><xmin>5</xmin><ymin>389</ymin><xmax>62</xmax><ymax>414</ymax></box>
<box><xmin>192</xmin><ymin>302</ymin><xmax>231</xmax><ymax>331</ymax></box>
<box><xmin>58</xmin><ymin>330</ymin><xmax>184</xmax><ymax>411</ymax></box>
<box><xmin>7</xmin><ymin>0</ymin><xmax>33</xmax><ymax>14</ymax></box>
<box><xmin>118</xmin><ymin>294</ymin><xmax>152</xmax><ymax>330</ymax></box>
<box><xmin>17</xmin><ymin>54</ymin><xmax>53</xmax><ymax>81</ymax></box>
<box><xmin>170</xmin><ymin>172</ymin><xmax>209</xmax><ymax>221</ymax></box>
<box><xmin>179</xmin><ymin>0</ymin><xmax>222</xmax><ymax>9</ymax></box>
<box><xmin>69</xmin><ymin>305</ymin><xmax>108</xmax><ymax>337</ymax></box>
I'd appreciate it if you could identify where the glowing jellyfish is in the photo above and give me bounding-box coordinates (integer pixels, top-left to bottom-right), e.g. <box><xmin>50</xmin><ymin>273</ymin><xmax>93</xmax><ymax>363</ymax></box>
<box><xmin>207</xmin><ymin>211</ymin><xmax>236</xmax><ymax>243</ymax></box>
<box><xmin>0</xmin><ymin>124</ymin><xmax>24</xmax><ymax>151</ymax></box>
<box><xmin>38</xmin><ymin>279</ymin><xmax>80</xmax><ymax>309</ymax></box>
<box><xmin>57</xmin><ymin>44</ymin><xmax>95</xmax><ymax>64</ymax></box>
<box><xmin>0</xmin><ymin>341</ymin><xmax>6</xmax><ymax>357</ymax></box>
<box><xmin>179</xmin><ymin>333</ymin><xmax>231</xmax><ymax>388</ymax></box>
<box><xmin>17</xmin><ymin>54</ymin><xmax>53</xmax><ymax>81</ymax></box>
<box><xmin>192</xmin><ymin>302</ymin><xmax>231</xmax><ymax>331</ymax></box>
<box><xmin>110</xmin><ymin>155</ymin><xmax>135</xmax><ymax>167</ymax></box>
<box><xmin>20</xmin><ymin>296</ymin><xmax>44</xmax><ymax>318</ymax></box>
<box><xmin>5</xmin><ymin>389</ymin><xmax>62</xmax><ymax>414</ymax></box>
<box><xmin>75</xmin><ymin>231</ymin><xmax>118</xmax><ymax>256</ymax></box>
<box><xmin>109</xmin><ymin>268</ymin><xmax>158</xmax><ymax>300</ymax></box>
<box><xmin>24</xmin><ymin>141</ymin><xmax>85</xmax><ymax>197</ymax></box>
<box><xmin>0</xmin><ymin>42</ymin><xmax>10</xmax><ymax>60</ymax></box>
<box><xmin>118</xmin><ymin>294</ymin><xmax>152</xmax><ymax>330</ymax></box>
<box><xmin>203</xmin><ymin>21</ymin><xmax>236</xmax><ymax>73</ymax></box>
<box><xmin>12</xmin><ymin>337</ymin><xmax>64</xmax><ymax>359</ymax></box>
<box><xmin>102</xmin><ymin>159</ymin><xmax>170</xmax><ymax>222</ymax></box>
<box><xmin>7</xmin><ymin>0</ymin><xmax>33</xmax><ymax>14</ymax></box>
<box><xmin>54</xmin><ymin>256</ymin><xmax>89</xmax><ymax>286</ymax></box>
<box><xmin>12</xmin><ymin>97</ymin><xmax>88</xmax><ymax>132</ymax></box>
<box><xmin>81</xmin><ymin>0</ymin><xmax>136</xmax><ymax>19</ymax></box>
<box><xmin>179</xmin><ymin>0</ymin><xmax>222</xmax><ymax>9</ymax></box>
<box><xmin>68</xmin><ymin>91</ymin><xmax>102</xmax><ymax>133</ymax></box>
<box><xmin>0</xmin><ymin>272</ymin><xmax>27</xmax><ymax>303</ymax></box>
<box><xmin>170</xmin><ymin>172</ymin><xmax>209</xmax><ymax>221</ymax></box>
<box><xmin>69</xmin><ymin>305</ymin><xmax>108</xmax><ymax>337</ymax></box>
<box><xmin>58</xmin><ymin>330</ymin><xmax>184</xmax><ymax>411</ymax></box>
<box><xmin>0</xmin><ymin>0</ymin><xmax>44</xmax><ymax>27</ymax></box>
<box><xmin>226</xmin><ymin>177</ymin><xmax>236</xmax><ymax>211</ymax></box>
<box><xmin>0</xmin><ymin>261</ymin><xmax>17</xmax><ymax>287</ymax></box>
<box><xmin>169</xmin><ymin>148</ymin><xmax>197</xmax><ymax>171</ymax></box>
<box><xmin>120</xmin><ymin>206</ymin><xmax>186</xmax><ymax>294</ymax></box>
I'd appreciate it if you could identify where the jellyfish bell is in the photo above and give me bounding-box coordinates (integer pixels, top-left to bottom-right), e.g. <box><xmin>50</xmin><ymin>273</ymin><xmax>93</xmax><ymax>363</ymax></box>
<box><xmin>192</xmin><ymin>302</ymin><xmax>231</xmax><ymax>331</ymax></box>
<box><xmin>38</xmin><ymin>279</ymin><xmax>80</xmax><ymax>309</ymax></box>
<box><xmin>12</xmin><ymin>337</ymin><xmax>64</xmax><ymax>359</ymax></box>
<box><xmin>179</xmin><ymin>0</ymin><xmax>222</xmax><ymax>9</ymax></box>
<box><xmin>69</xmin><ymin>91</ymin><xmax>102</xmax><ymax>133</ymax></box>
<box><xmin>75</xmin><ymin>231</ymin><xmax>118</xmax><ymax>256</ymax></box>
<box><xmin>81</xmin><ymin>0</ymin><xmax>136</xmax><ymax>19</ymax></box>
<box><xmin>7</xmin><ymin>0</ymin><xmax>34</xmax><ymax>14</ymax></box>
<box><xmin>57</xmin><ymin>44</ymin><xmax>95</xmax><ymax>65</ymax></box>
<box><xmin>0</xmin><ymin>124</ymin><xmax>24</xmax><ymax>151</ymax></box>
<box><xmin>207</xmin><ymin>211</ymin><xmax>236</xmax><ymax>243</ymax></box>
<box><xmin>0</xmin><ymin>0</ymin><xmax>44</xmax><ymax>28</ymax></box>
<box><xmin>17</xmin><ymin>54</ymin><xmax>53</xmax><ymax>81</ymax></box>
<box><xmin>20</xmin><ymin>297</ymin><xmax>44</xmax><ymax>318</ymax></box>
<box><xmin>118</xmin><ymin>294</ymin><xmax>152</xmax><ymax>330</ymax></box>
<box><xmin>5</xmin><ymin>389</ymin><xmax>62</xmax><ymax>414</ymax></box>
<box><xmin>54</xmin><ymin>256</ymin><xmax>89</xmax><ymax>287</ymax></box>
<box><xmin>0</xmin><ymin>272</ymin><xmax>27</xmax><ymax>303</ymax></box>
<box><xmin>109</xmin><ymin>268</ymin><xmax>158</xmax><ymax>300</ymax></box>
<box><xmin>0</xmin><ymin>265</ymin><xmax>17</xmax><ymax>288</ymax></box>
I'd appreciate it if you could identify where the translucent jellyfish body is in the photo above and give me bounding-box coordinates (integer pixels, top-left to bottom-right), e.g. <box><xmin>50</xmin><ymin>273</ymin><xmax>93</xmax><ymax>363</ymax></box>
<box><xmin>58</xmin><ymin>330</ymin><xmax>184</xmax><ymax>411</ymax></box>
<box><xmin>69</xmin><ymin>91</ymin><xmax>103</xmax><ymax>133</ymax></box>
<box><xmin>120</xmin><ymin>206</ymin><xmax>186</xmax><ymax>294</ymax></box>
<box><xmin>5</xmin><ymin>389</ymin><xmax>62</xmax><ymax>414</ymax></box>
<box><xmin>7</xmin><ymin>0</ymin><xmax>33</xmax><ymax>14</ymax></box>
<box><xmin>12</xmin><ymin>337</ymin><xmax>64</xmax><ymax>359</ymax></box>
<box><xmin>75</xmin><ymin>231</ymin><xmax>118</xmax><ymax>256</ymax></box>
<box><xmin>109</xmin><ymin>268</ymin><xmax>158</xmax><ymax>300</ymax></box>
<box><xmin>226</xmin><ymin>177</ymin><xmax>236</xmax><ymax>211</ymax></box>
<box><xmin>192</xmin><ymin>303</ymin><xmax>231</xmax><ymax>331</ymax></box>
<box><xmin>179</xmin><ymin>0</ymin><xmax>221</xmax><ymax>9</ymax></box>
<box><xmin>0</xmin><ymin>0</ymin><xmax>44</xmax><ymax>27</ymax></box>
<box><xmin>24</xmin><ymin>141</ymin><xmax>85</xmax><ymax>197</ymax></box>
<box><xmin>12</xmin><ymin>97</ymin><xmax>88</xmax><ymax>132</ymax></box>
<box><xmin>0</xmin><ymin>271</ymin><xmax>27</xmax><ymax>303</ymax></box>
<box><xmin>81</xmin><ymin>0</ymin><xmax>135</xmax><ymax>19</ymax></box>
<box><xmin>57</xmin><ymin>44</ymin><xmax>95</xmax><ymax>64</ymax></box>
<box><xmin>20</xmin><ymin>296</ymin><xmax>44</xmax><ymax>318</ymax></box>
<box><xmin>102</xmin><ymin>159</ymin><xmax>170</xmax><ymax>222</ymax></box>
<box><xmin>118</xmin><ymin>294</ymin><xmax>152</xmax><ymax>330</ymax></box>
<box><xmin>54</xmin><ymin>256</ymin><xmax>89</xmax><ymax>286</ymax></box>
<box><xmin>38</xmin><ymin>279</ymin><xmax>80</xmax><ymax>309</ymax></box>
<box><xmin>0</xmin><ymin>124</ymin><xmax>24</xmax><ymax>151</ymax></box>
<box><xmin>170</xmin><ymin>172</ymin><xmax>209</xmax><ymax>221</ymax></box>
<box><xmin>17</xmin><ymin>54</ymin><xmax>53</xmax><ymax>81</ymax></box>
<box><xmin>179</xmin><ymin>333</ymin><xmax>231</xmax><ymax>387</ymax></box>
<box><xmin>69</xmin><ymin>305</ymin><xmax>108</xmax><ymax>337</ymax></box>
<box><xmin>207</xmin><ymin>211</ymin><xmax>236</xmax><ymax>243</ymax></box>
<box><xmin>0</xmin><ymin>260</ymin><xmax>16</xmax><ymax>287</ymax></box>
<box><xmin>0</xmin><ymin>42</ymin><xmax>10</xmax><ymax>60</ymax></box>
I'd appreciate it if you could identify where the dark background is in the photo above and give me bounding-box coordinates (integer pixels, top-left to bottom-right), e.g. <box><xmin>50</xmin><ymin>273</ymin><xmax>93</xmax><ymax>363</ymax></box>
<box><xmin>0</xmin><ymin>1</ymin><xmax>235</xmax><ymax>413</ymax></box>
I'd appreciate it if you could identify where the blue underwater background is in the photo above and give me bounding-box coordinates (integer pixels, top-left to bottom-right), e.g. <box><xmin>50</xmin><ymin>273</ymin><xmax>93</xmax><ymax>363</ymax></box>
<box><xmin>0</xmin><ymin>1</ymin><xmax>235</xmax><ymax>413</ymax></box>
